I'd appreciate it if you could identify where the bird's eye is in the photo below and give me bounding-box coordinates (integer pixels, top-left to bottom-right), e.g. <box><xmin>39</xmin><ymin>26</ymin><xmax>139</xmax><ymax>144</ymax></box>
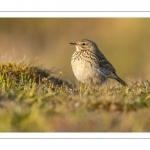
<box><xmin>82</xmin><ymin>43</ymin><xmax>86</xmax><ymax>46</ymax></box>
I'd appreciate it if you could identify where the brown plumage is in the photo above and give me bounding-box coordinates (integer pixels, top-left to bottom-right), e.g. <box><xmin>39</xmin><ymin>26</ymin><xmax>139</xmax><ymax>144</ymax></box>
<box><xmin>70</xmin><ymin>39</ymin><xmax>127</xmax><ymax>87</ymax></box>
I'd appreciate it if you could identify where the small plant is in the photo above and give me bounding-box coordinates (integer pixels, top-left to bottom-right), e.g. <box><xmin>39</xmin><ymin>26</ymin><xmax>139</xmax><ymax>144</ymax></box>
<box><xmin>0</xmin><ymin>62</ymin><xmax>150</xmax><ymax>132</ymax></box>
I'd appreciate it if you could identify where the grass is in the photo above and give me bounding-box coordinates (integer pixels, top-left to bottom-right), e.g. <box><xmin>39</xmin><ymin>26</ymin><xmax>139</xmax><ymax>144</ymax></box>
<box><xmin>0</xmin><ymin>62</ymin><xmax>150</xmax><ymax>132</ymax></box>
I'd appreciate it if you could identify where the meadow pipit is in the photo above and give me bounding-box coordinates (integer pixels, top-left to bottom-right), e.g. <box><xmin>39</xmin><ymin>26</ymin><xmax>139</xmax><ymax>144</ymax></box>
<box><xmin>70</xmin><ymin>39</ymin><xmax>127</xmax><ymax>87</ymax></box>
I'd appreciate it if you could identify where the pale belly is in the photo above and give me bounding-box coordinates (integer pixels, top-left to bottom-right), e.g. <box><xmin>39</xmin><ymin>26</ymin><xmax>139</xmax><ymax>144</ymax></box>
<box><xmin>71</xmin><ymin>59</ymin><xmax>107</xmax><ymax>86</ymax></box>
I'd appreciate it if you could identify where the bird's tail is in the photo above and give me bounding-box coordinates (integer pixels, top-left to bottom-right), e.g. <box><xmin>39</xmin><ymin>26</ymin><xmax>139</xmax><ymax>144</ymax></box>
<box><xmin>111</xmin><ymin>74</ymin><xmax>128</xmax><ymax>86</ymax></box>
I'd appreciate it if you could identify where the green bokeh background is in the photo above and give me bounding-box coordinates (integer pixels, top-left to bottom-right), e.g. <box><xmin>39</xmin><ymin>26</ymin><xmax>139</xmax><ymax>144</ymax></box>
<box><xmin>0</xmin><ymin>18</ymin><xmax>150</xmax><ymax>84</ymax></box>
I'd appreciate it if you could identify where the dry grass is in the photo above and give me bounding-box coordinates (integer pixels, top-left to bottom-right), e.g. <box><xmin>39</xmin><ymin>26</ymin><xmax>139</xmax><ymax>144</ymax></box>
<box><xmin>0</xmin><ymin>62</ymin><xmax>150</xmax><ymax>132</ymax></box>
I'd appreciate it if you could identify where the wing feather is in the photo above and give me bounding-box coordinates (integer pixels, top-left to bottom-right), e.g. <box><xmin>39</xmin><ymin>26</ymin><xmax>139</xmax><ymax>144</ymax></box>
<box><xmin>95</xmin><ymin>50</ymin><xmax>116</xmax><ymax>73</ymax></box>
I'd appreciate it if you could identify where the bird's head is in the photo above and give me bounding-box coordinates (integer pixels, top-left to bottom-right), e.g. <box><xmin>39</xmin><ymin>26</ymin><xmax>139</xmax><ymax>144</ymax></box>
<box><xmin>70</xmin><ymin>39</ymin><xmax>98</xmax><ymax>52</ymax></box>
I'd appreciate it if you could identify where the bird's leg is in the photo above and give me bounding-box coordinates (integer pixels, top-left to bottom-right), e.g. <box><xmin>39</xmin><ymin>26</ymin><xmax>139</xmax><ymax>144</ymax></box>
<box><xmin>79</xmin><ymin>82</ymin><xmax>83</xmax><ymax>96</ymax></box>
<box><xmin>84</xmin><ymin>85</ymin><xmax>91</xmax><ymax>95</ymax></box>
<box><xmin>79</xmin><ymin>82</ymin><xmax>91</xmax><ymax>95</ymax></box>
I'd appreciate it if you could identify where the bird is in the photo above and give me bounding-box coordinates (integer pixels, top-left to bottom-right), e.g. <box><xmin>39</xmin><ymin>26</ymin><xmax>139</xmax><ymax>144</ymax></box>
<box><xmin>70</xmin><ymin>39</ymin><xmax>127</xmax><ymax>88</ymax></box>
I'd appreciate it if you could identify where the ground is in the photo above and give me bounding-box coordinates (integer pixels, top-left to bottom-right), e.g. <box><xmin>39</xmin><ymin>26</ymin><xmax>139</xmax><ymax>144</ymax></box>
<box><xmin>0</xmin><ymin>62</ymin><xmax>150</xmax><ymax>132</ymax></box>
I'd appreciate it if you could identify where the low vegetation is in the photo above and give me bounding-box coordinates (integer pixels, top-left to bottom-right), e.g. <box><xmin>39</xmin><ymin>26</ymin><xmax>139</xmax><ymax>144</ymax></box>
<box><xmin>0</xmin><ymin>62</ymin><xmax>150</xmax><ymax>131</ymax></box>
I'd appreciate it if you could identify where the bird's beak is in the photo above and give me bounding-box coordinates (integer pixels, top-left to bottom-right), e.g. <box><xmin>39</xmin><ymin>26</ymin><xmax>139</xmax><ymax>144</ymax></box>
<box><xmin>69</xmin><ymin>42</ymin><xmax>77</xmax><ymax>45</ymax></box>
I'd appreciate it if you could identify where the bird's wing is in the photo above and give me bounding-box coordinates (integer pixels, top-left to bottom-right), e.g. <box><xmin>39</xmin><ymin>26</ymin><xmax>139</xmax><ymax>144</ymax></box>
<box><xmin>95</xmin><ymin>51</ymin><xmax>116</xmax><ymax>73</ymax></box>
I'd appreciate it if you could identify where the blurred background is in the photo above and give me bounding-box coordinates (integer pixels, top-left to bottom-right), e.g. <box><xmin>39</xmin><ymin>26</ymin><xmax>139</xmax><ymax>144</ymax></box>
<box><xmin>0</xmin><ymin>18</ymin><xmax>150</xmax><ymax>84</ymax></box>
